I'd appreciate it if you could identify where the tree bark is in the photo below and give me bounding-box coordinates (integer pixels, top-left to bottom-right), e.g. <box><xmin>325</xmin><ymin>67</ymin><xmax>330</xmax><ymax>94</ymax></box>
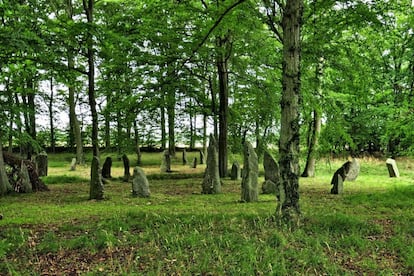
<box><xmin>301</xmin><ymin>109</ymin><xmax>321</xmax><ymax>177</ymax></box>
<box><xmin>277</xmin><ymin>0</ymin><xmax>303</xmax><ymax>225</ymax></box>
<box><xmin>160</xmin><ymin>90</ymin><xmax>167</xmax><ymax>150</ymax></box>
<box><xmin>0</xmin><ymin>139</ymin><xmax>12</xmax><ymax>195</ymax></box>
<box><xmin>167</xmin><ymin>88</ymin><xmax>176</xmax><ymax>157</ymax></box>
<box><xmin>48</xmin><ymin>77</ymin><xmax>56</xmax><ymax>153</ymax></box>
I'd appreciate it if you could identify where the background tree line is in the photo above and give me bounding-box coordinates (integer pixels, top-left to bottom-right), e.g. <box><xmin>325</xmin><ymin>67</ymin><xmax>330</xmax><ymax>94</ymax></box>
<box><xmin>1</xmin><ymin>0</ymin><xmax>413</xmax><ymax>166</ymax></box>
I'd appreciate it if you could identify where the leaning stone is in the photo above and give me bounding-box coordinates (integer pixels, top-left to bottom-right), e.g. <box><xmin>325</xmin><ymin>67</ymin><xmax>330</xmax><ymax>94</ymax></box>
<box><xmin>202</xmin><ymin>134</ymin><xmax>221</xmax><ymax>194</ymax></box>
<box><xmin>241</xmin><ymin>142</ymin><xmax>259</xmax><ymax>202</ymax></box>
<box><xmin>160</xmin><ymin>150</ymin><xmax>171</xmax><ymax>173</ymax></box>
<box><xmin>35</xmin><ymin>151</ymin><xmax>48</xmax><ymax>176</ymax></box>
<box><xmin>386</xmin><ymin>158</ymin><xmax>400</xmax><ymax>177</ymax></box>
<box><xmin>191</xmin><ymin>157</ymin><xmax>197</xmax><ymax>168</ymax></box>
<box><xmin>262</xmin><ymin>179</ymin><xmax>277</xmax><ymax>194</ymax></box>
<box><xmin>330</xmin><ymin>158</ymin><xmax>358</xmax><ymax>194</ymax></box>
<box><xmin>199</xmin><ymin>150</ymin><xmax>205</xmax><ymax>165</ymax></box>
<box><xmin>331</xmin><ymin>173</ymin><xmax>344</xmax><ymax>194</ymax></box>
<box><xmin>89</xmin><ymin>156</ymin><xmax>104</xmax><ymax>200</ymax></box>
<box><xmin>132</xmin><ymin>167</ymin><xmax>150</xmax><ymax>197</ymax></box>
<box><xmin>262</xmin><ymin>151</ymin><xmax>280</xmax><ymax>194</ymax></box>
<box><xmin>344</xmin><ymin>158</ymin><xmax>360</xmax><ymax>181</ymax></box>
<box><xmin>20</xmin><ymin>162</ymin><xmax>32</xmax><ymax>193</ymax></box>
<box><xmin>101</xmin><ymin>157</ymin><xmax>112</xmax><ymax>179</ymax></box>
<box><xmin>182</xmin><ymin>149</ymin><xmax>188</xmax><ymax>165</ymax></box>
<box><xmin>70</xmin><ymin>158</ymin><xmax>77</xmax><ymax>171</ymax></box>
<box><xmin>230</xmin><ymin>161</ymin><xmax>241</xmax><ymax>180</ymax></box>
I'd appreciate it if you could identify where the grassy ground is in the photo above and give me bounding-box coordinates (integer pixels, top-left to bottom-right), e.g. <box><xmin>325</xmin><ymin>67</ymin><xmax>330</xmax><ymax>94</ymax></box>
<box><xmin>1</xmin><ymin>153</ymin><xmax>414</xmax><ymax>275</ymax></box>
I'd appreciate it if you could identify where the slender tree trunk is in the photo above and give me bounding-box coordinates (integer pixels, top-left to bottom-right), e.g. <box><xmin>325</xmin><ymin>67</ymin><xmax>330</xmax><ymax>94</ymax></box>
<box><xmin>208</xmin><ymin>76</ymin><xmax>218</xmax><ymax>141</ymax></box>
<box><xmin>134</xmin><ymin>120</ymin><xmax>142</xmax><ymax>166</ymax></box>
<box><xmin>7</xmin><ymin>82</ymin><xmax>14</xmax><ymax>153</ymax></box>
<box><xmin>160</xmin><ymin>91</ymin><xmax>167</xmax><ymax>150</ymax></box>
<box><xmin>67</xmin><ymin>0</ymin><xmax>84</xmax><ymax>164</ymax></box>
<box><xmin>202</xmin><ymin>111</ymin><xmax>207</xmax><ymax>155</ymax></box>
<box><xmin>217</xmin><ymin>33</ymin><xmax>231</xmax><ymax>178</ymax></box>
<box><xmin>104</xmin><ymin>94</ymin><xmax>111</xmax><ymax>150</ymax></box>
<box><xmin>48</xmin><ymin>77</ymin><xmax>56</xmax><ymax>153</ymax></box>
<box><xmin>116</xmin><ymin>109</ymin><xmax>122</xmax><ymax>154</ymax></box>
<box><xmin>301</xmin><ymin>109</ymin><xmax>321</xmax><ymax>177</ymax></box>
<box><xmin>83</xmin><ymin>0</ymin><xmax>99</xmax><ymax>158</ymax></box>
<box><xmin>167</xmin><ymin>88</ymin><xmax>176</xmax><ymax>157</ymax></box>
<box><xmin>0</xmin><ymin>137</ymin><xmax>12</xmax><ymax>195</ymax></box>
<box><xmin>277</xmin><ymin>0</ymin><xmax>303</xmax><ymax>225</ymax></box>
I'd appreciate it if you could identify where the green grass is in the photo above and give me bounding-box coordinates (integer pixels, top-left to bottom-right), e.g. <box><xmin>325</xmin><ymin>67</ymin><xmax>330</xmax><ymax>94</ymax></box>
<box><xmin>1</xmin><ymin>153</ymin><xmax>414</xmax><ymax>274</ymax></box>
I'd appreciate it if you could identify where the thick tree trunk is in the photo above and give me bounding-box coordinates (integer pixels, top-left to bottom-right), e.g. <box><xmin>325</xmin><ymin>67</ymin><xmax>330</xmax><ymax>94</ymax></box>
<box><xmin>301</xmin><ymin>109</ymin><xmax>321</xmax><ymax>177</ymax></box>
<box><xmin>167</xmin><ymin>89</ymin><xmax>176</xmax><ymax>157</ymax></box>
<box><xmin>277</xmin><ymin>0</ymin><xmax>303</xmax><ymax>225</ymax></box>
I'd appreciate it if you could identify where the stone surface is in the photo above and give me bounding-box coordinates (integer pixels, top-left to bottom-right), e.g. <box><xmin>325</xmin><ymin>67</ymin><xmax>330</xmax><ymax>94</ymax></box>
<box><xmin>35</xmin><ymin>151</ymin><xmax>48</xmax><ymax>176</ymax></box>
<box><xmin>262</xmin><ymin>151</ymin><xmax>280</xmax><ymax>194</ymax></box>
<box><xmin>199</xmin><ymin>150</ymin><xmax>205</xmax><ymax>165</ymax></box>
<box><xmin>89</xmin><ymin>156</ymin><xmax>104</xmax><ymax>200</ymax></box>
<box><xmin>122</xmin><ymin>154</ymin><xmax>131</xmax><ymax>182</ymax></box>
<box><xmin>191</xmin><ymin>157</ymin><xmax>197</xmax><ymax>168</ymax></box>
<box><xmin>344</xmin><ymin>158</ymin><xmax>360</xmax><ymax>181</ymax></box>
<box><xmin>19</xmin><ymin>163</ymin><xmax>32</xmax><ymax>193</ymax></box>
<box><xmin>386</xmin><ymin>158</ymin><xmax>400</xmax><ymax>177</ymax></box>
<box><xmin>202</xmin><ymin>134</ymin><xmax>221</xmax><ymax>194</ymax></box>
<box><xmin>70</xmin><ymin>158</ymin><xmax>77</xmax><ymax>171</ymax></box>
<box><xmin>331</xmin><ymin>173</ymin><xmax>344</xmax><ymax>194</ymax></box>
<box><xmin>330</xmin><ymin>158</ymin><xmax>359</xmax><ymax>194</ymax></box>
<box><xmin>160</xmin><ymin>150</ymin><xmax>171</xmax><ymax>173</ymax></box>
<box><xmin>241</xmin><ymin>142</ymin><xmax>259</xmax><ymax>202</ymax></box>
<box><xmin>132</xmin><ymin>166</ymin><xmax>150</xmax><ymax>197</ymax></box>
<box><xmin>230</xmin><ymin>161</ymin><xmax>241</xmax><ymax>180</ymax></box>
<box><xmin>101</xmin><ymin>157</ymin><xmax>112</xmax><ymax>179</ymax></box>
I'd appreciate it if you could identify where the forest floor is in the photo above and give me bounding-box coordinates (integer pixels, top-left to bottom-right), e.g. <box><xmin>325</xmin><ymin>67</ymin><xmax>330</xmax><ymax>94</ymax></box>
<box><xmin>1</xmin><ymin>152</ymin><xmax>414</xmax><ymax>275</ymax></box>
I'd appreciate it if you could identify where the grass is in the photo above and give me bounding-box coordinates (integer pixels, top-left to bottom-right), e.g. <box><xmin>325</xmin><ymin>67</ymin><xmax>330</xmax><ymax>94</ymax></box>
<box><xmin>1</xmin><ymin>153</ymin><xmax>414</xmax><ymax>275</ymax></box>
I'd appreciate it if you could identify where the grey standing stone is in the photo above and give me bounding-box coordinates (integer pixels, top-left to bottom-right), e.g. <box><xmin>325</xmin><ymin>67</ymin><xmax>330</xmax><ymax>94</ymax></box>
<box><xmin>132</xmin><ymin>167</ymin><xmax>150</xmax><ymax>197</ymax></box>
<box><xmin>262</xmin><ymin>151</ymin><xmax>280</xmax><ymax>194</ymax></box>
<box><xmin>89</xmin><ymin>156</ymin><xmax>104</xmax><ymax>200</ymax></box>
<box><xmin>70</xmin><ymin>158</ymin><xmax>77</xmax><ymax>171</ymax></box>
<box><xmin>202</xmin><ymin>134</ymin><xmax>221</xmax><ymax>194</ymax></box>
<box><xmin>182</xmin><ymin>149</ymin><xmax>188</xmax><ymax>165</ymax></box>
<box><xmin>241</xmin><ymin>142</ymin><xmax>259</xmax><ymax>202</ymax></box>
<box><xmin>19</xmin><ymin>162</ymin><xmax>32</xmax><ymax>193</ymax></box>
<box><xmin>330</xmin><ymin>158</ymin><xmax>359</xmax><ymax>194</ymax></box>
<box><xmin>102</xmin><ymin>157</ymin><xmax>112</xmax><ymax>179</ymax></box>
<box><xmin>386</xmin><ymin>158</ymin><xmax>400</xmax><ymax>177</ymax></box>
<box><xmin>122</xmin><ymin>154</ymin><xmax>131</xmax><ymax>182</ymax></box>
<box><xmin>160</xmin><ymin>150</ymin><xmax>171</xmax><ymax>173</ymax></box>
<box><xmin>231</xmin><ymin>161</ymin><xmax>241</xmax><ymax>180</ymax></box>
<box><xmin>35</xmin><ymin>151</ymin><xmax>48</xmax><ymax>176</ymax></box>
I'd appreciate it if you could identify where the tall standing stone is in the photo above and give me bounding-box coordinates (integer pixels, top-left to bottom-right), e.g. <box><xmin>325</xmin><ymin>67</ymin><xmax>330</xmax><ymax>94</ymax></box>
<box><xmin>122</xmin><ymin>154</ymin><xmax>131</xmax><ymax>182</ymax></box>
<box><xmin>19</xmin><ymin>162</ymin><xmax>32</xmax><ymax>193</ymax></box>
<box><xmin>202</xmin><ymin>134</ymin><xmax>221</xmax><ymax>194</ymax></box>
<box><xmin>101</xmin><ymin>157</ymin><xmax>112</xmax><ymax>179</ymax></box>
<box><xmin>35</xmin><ymin>151</ymin><xmax>48</xmax><ymax>176</ymax></box>
<box><xmin>386</xmin><ymin>158</ymin><xmax>400</xmax><ymax>177</ymax></box>
<box><xmin>90</xmin><ymin>156</ymin><xmax>104</xmax><ymax>200</ymax></box>
<box><xmin>182</xmin><ymin>149</ymin><xmax>188</xmax><ymax>165</ymax></box>
<box><xmin>262</xmin><ymin>151</ymin><xmax>280</xmax><ymax>194</ymax></box>
<box><xmin>70</xmin><ymin>158</ymin><xmax>77</xmax><ymax>171</ymax></box>
<box><xmin>241</xmin><ymin>142</ymin><xmax>259</xmax><ymax>202</ymax></box>
<box><xmin>160</xmin><ymin>150</ymin><xmax>172</xmax><ymax>173</ymax></box>
<box><xmin>132</xmin><ymin>167</ymin><xmax>150</xmax><ymax>197</ymax></box>
<box><xmin>230</xmin><ymin>161</ymin><xmax>241</xmax><ymax>180</ymax></box>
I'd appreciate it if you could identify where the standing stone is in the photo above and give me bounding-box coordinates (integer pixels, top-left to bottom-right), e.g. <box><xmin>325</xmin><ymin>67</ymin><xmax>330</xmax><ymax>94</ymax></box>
<box><xmin>199</xmin><ymin>150</ymin><xmax>205</xmax><ymax>165</ymax></box>
<box><xmin>132</xmin><ymin>167</ymin><xmax>150</xmax><ymax>197</ymax></box>
<box><xmin>101</xmin><ymin>157</ymin><xmax>112</xmax><ymax>179</ymax></box>
<box><xmin>182</xmin><ymin>149</ymin><xmax>188</xmax><ymax>165</ymax></box>
<box><xmin>262</xmin><ymin>151</ymin><xmax>280</xmax><ymax>194</ymax></box>
<box><xmin>191</xmin><ymin>157</ymin><xmax>197</xmax><ymax>168</ymax></box>
<box><xmin>19</xmin><ymin>162</ymin><xmax>32</xmax><ymax>193</ymax></box>
<box><xmin>35</xmin><ymin>151</ymin><xmax>48</xmax><ymax>176</ymax></box>
<box><xmin>386</xmin><ymin>158</ymin><xmax>400</xmax><ymax>177</ymax></box>
<box><xmin>344</xmin><ymin>158</ymin><xmax>360</xmax><ymax>181</ymax></box>
<box><xmin>241</xmin><ymin>142</ymin><xmax>259</xmax><ymax>202</ymax></box>
<box><xmin>202</xmin><ymin>134</ymin><xmax>221</xmax><ymax>194</ymax></box>
<box><xmin>122</xmin><ymin>154</ymin><xmax>131</xmax><ymax>182</ymax></box>
<box><xmin>70</xmin><ymin>158</ymin><xmax>77</xmax><ymax>171</ymax></box>
<box><xmin>90</xmin><ymin>156</ymin><xmax>104</xmax><ymax>200</ymax></box>
<box><xmin>330</xmin><ymin>158</ymin><xmax>359</xmax><ymax>194</ymax></box>
<box><xmin>230</xmin><ymin>161</ymin><xmax>241</xmax><ymax>180</ymax></box>
<box><xmin>160</xmin><ymin>150</ymin><xmax>172</xmax><ymax>173</ymax></box>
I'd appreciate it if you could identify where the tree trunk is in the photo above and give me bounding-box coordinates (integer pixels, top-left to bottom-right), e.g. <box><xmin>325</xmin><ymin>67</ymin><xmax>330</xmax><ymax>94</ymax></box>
<box><xmin>48</xmin><ymin>77</ymin><xmax>56</xmax><ymax>153</ymax></box>
<box><xmin>104</xmin><ymin>95</ymin><xmax>111</xmax><ymax>150</ymax></box>
<box><xmin>301</xmin><ymin>109</ymin><xmax>321</xmax><ymax>177</ymax></box>
<box><xmin>277</xmin><ymin>0</ymin><xmax>303</xmax><ymax>225</ymax></box>
<box><xmin>0</xmin><ymin>139</ymin><xmax>12</xmax><ymax>195</ymax></box>
<box><xmin>116</xmin><ymin>109</ymin><xmax>122</xmax><ymax>154</ymax></box>
<box><xmin>83</xmin><ymin>0</ymin><xmax>99</xmax><ymax>158</ymax></box>
<box><xmin>160</xmin><ymin>91</ymin><xmax>167</xmax><ymax>150</ymax></box>
<box><xmin>217</xmin><ymin>34</ymin><xmax>231</xmax><ymax>178</ymax></box>
<box><xmin>167</xmin><ymin>89</ymin><xmax>176</xmax><ymax>157</ymax></box>
<box><xmin>134</xmin><ymin>120</ymin><xmax>142</xmax><ymax>166</ymax></box>
<box><xmin>208</xmin><ymin>76</ymin><xmax>219</xmax><ymax>142</ymax></box>
<box><xmin>67</xmin><ymin>0</ymin><xmax>84</xmax><ymax>165</ymax></box>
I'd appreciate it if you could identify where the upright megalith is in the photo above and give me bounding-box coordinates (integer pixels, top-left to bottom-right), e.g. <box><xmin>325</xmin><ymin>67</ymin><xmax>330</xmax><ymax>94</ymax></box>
<box><xmin>230</xmin><ymin>161</ymin><xmax>241</xmax><ymax>180</ymax></box>
<box><xmin>330</xmin><ymin>158</ymin><xmax>360</xmax><ymax>194</ymax></box>
<box><xmin>132</xmin><ymin>167</ymin><xmax>150</xmax><ymax>197</ymax></box>
<box><xmin>262</xmin><ymin>151</ymin><xmax>280</xmax><ymax>194</ymax></box>
<box><xmin>241</xmin><ymin>142</ymin><xmax>259</xmax><ymax>202</ymax></box>
<box><xmin>90</xmin><ymin>156</ymin><xmax>104</xmax><ymax>200</ymax></box>
<box><xmin>160</xmin><ymin>150</ymin><xmax>172</xmax><ymax>173</ymax></box>
<box><xmin>202</xmin><ymin>134</ymin><xmax>221</xmax><ymax>194</ymax></box>
<box><xmin>199</xmin><ymin>150</ymin><xmax>205</xmax><ymax>165</ymax></box>
<box><xmin>101</xmin><ymin>157</ymin><xmax>112</xmax><ymax>179</ymax></box>
<box><xmin>19</xmin><ymin>162</ymin><xmax>32</xmax><ymax>193</ymax></box>
<box><xmin>122</xmin><ymin>154</ymin><xmax>131</xmax><ymax>182</ymax></box>
<box><xmin>386</xmin><ymin>158</ymin><xmax>400</xmax><ymax>177</ymax></box>
<box><xmin>70</xmin><ymin>158</ymin><xmax>77</xmax><ymax>171</ymax></box>
<box><xmin>35</xmin><ymin>151</ymin><xmax>48</xmax><ymax>177</ymax></box>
